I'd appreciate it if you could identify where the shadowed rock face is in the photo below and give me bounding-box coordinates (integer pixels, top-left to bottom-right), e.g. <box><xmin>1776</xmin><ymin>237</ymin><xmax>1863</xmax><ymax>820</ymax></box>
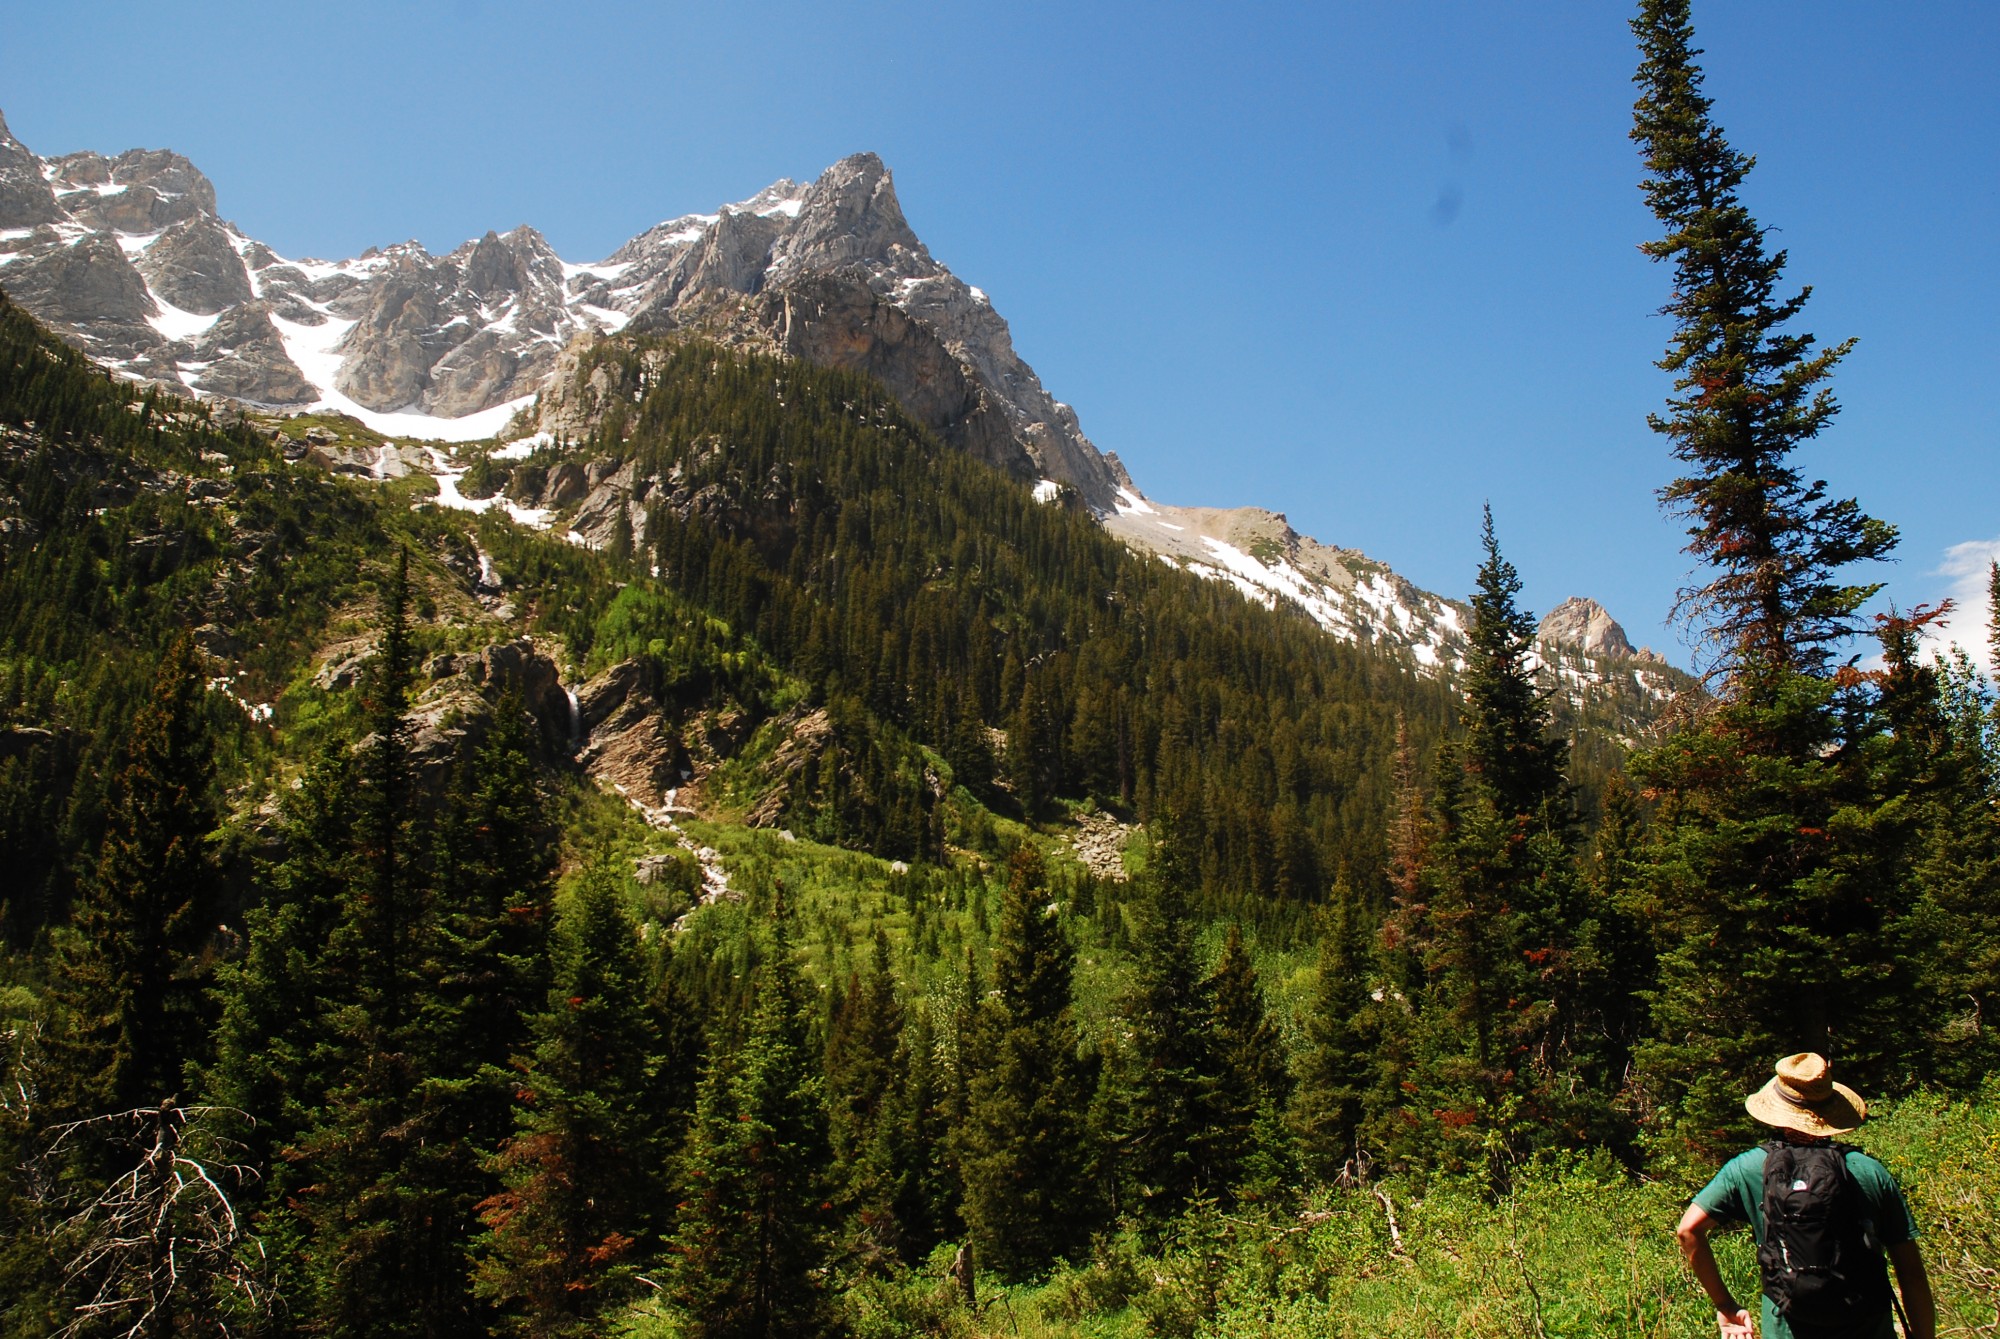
<box><xmin>1</xmin><ymin>233</ymin><xmax>162</xmax><ymax>358</ymax></box>
<box><xmin>0</xmin><ymin>111</ymin><xmax>63</xmax><ymax>228</ymax></box>
<box><xmin>135</xmin><ymin>217</ymin><xmax>254</xmax><ymax>314</ymax></box>
<box><xmin>747</xmin><ymin>271</ymin><xmax>1035</xmax><ymax>480</ymax></box>
<box><xmin>185</xmin><ymin>303</ymin><xmax>317</xmax><ymax>405</ymax></box>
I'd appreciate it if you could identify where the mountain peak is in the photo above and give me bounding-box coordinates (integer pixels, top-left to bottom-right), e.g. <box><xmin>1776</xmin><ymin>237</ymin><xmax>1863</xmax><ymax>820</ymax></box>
<box><xmin>768</xmin><ymin>152</ymin><xmax>925</xmax><ymax>282</ymax></box>
<box><xmin>1538</xmin><ymin>596</ymin><xmax>1655</xmax><ymax>661</ymax></box>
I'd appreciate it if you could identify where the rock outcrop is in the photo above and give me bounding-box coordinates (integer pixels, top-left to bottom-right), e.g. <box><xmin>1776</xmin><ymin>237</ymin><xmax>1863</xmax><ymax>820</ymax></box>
<box><xmin>134</xmin><ymin>216</ymin><xmax>254</xmax><ymax>314</ymax></box>
<box><xmin>0</xmin><ymin>110</ymin><xmax>62</xmax><ymax>229</ymax></box>
<box><xmin>618</xmin><ymin>154</ymin><xmax>1130</xmax><ymax>507</ymax></box>
<box><xmin>184</xmin><ymin>302</ymin><xmax>318</xmax><ymax>406</ymax></box>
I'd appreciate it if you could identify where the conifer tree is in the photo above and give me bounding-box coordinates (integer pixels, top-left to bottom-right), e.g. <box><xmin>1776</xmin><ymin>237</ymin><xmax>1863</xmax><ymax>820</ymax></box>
<box><xmin>668</xmin><ymin>899</ymin><xmax>836</xmax><ymax>1338</ymax></box>
<box><xmin>1630</xmin><ymin>0</ymin><xmax>1895</xmax><ymax>686</ymax></box>
<box><xmin>1007</xmin><ymin>676</ymin><xmax>1064</xmax><ymax>818</ymax></box>
<box><xmin>1462</xmin><ymin>507</ymin><xmax>1566</xmax><ymax>819</ymax></box>
<box><xmin>1384</xmin><ymin>716</ymin><xmax>1428</xmax><ymax>906</ymax></box>
<box><xmin>475</xmin><ymin>865</ymin><xmax>665</xmax><ymax>1336</ymax></box>
<box><xmin>1586</xmin><ymin>774</ymin><xmax>1654</xmax><ymax>1100</ymax></box>
<box><xmin>823</xmin><ymin>930</ymin><xmax>905</xmax><ymax>1256</ymax></box>
<box><xmin>1872</xmin><ymin>610</ymin><xmax>2000</xmax><ymax>1088</ymax></box>
<box><xmin>350</xmin><ymin>547</ymin><xmax>421</xmax><ymax>1034</ymax></box>
<box><xmin>43</xmin><ymin>634</ymin><xmax>216</xmax><ymax>1120</ymax></box>
<box><xmin>1120</xmin><ymin>865</ymin><xmax>1221</xmax><ymax>1223</ymax></box>
<box><xmin>205</xmin><ymin>737</ymin><xmax>359</xmax><ymax>1206</ymax></box>
<box><xmin>1290</xmin><ymin>884</ymin><xmax>1378</xmax><ymax>1182</ymax></box>
<box><xmin>281</xmin><ymin>550</ymin><xmax>485</xmax><ymax>1338</ymax></box>
<box><xmin>957</xmin><ymin>848</ymin><xmax>1096</xmax><ymax>1279</ymax></box>
<box><xmin>1206</xmin><ymin>924</ymin><xmax>1291</xmax><ymax>1199</ymax></box>
<box><xmin>1629</xmin><ymin>0</ymin><xmax>1911</xmax><ymax>1150</ymax></box>
<box><xmin>867</xmin><ymin>1005</ymin><xmax>960</xmax><ymax>1261</ymax></box>
<box><xmin>1379</xmin><ymin>517</ymin><xmax>1607</xmax><ymax>1176</ymax></box>
<box><xmin>429</xmin><ymin>699</ymin><xmax>559</xmax><ymax>1142</ymax></box>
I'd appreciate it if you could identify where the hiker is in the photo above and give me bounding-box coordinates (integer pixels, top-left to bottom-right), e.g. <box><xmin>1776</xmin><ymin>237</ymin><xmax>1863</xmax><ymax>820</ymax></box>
<box><xmin>1674</xmin><ymin>1053</ymin><xmax>1935</xmax><ymax>1339</ymax></box>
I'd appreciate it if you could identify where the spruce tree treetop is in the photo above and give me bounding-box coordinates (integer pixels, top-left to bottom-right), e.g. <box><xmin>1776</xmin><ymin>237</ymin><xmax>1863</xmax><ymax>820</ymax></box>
<box><xmin>1463</xmin><ymin>506</ymin><xmax>1565</xmax><ymax>821</ymax></box>
<box><xmin>1631</xmin><ymin>0</ymin><xmax>1896</xmax><ymax>687</ymax></box>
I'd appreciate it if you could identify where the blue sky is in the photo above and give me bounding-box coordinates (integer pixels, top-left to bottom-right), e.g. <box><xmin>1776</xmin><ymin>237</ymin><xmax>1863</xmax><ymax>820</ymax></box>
<box><xmin>5</xmin><ymin>1</ymin><xmax>1995</xmax><ymax>667</ymax></box>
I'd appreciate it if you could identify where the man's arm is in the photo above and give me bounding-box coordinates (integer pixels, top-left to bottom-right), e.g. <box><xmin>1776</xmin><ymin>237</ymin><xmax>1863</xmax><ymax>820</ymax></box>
<box><xmin>1676</xmin><ymin>1203</ymin><xmax>1754</xmax><ymax>1339</ymax></box>
<box><xmin>1887</xmin><ymin>1240</ymin><xmax>1934</xmax><ymax>1339</ymax></box>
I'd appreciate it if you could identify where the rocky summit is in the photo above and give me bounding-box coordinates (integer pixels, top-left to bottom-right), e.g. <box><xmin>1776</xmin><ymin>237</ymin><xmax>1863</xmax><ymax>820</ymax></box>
<box><xmin>1538</xmin><ymin>596</ymin><xmax>1664</xmax><ymax>664</ymax></box>
<box><xmin>0</xmin><ymin>107</ymin><xmax>1682</xmax><ymax>708</ymax></box>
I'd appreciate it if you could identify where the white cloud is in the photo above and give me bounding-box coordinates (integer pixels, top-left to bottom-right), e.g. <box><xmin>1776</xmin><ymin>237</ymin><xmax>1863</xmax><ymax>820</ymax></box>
<box><xmin>1920</xmin><ymin>536</ymin><xmax>2000</xmax><ymax>676</ymax></box>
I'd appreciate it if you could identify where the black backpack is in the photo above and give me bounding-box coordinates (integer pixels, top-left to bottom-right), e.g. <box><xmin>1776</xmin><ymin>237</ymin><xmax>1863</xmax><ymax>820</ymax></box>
<box><xmin>1757</xmin><ymin>1140</ymin><xmax>1893</xmax><ymax>1330</ymax></box>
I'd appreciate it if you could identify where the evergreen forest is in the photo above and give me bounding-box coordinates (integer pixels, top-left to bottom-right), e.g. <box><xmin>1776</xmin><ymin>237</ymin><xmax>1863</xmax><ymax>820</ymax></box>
<box><xmin>0</xmin><ymin>5</ymin><xmax>1995</xmax><ymax>1335</ymax></box>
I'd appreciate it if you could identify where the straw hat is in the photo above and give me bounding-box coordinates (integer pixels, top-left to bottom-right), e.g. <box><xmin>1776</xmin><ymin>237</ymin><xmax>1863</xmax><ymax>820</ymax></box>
<box><xmin>1744</xmin><ymin>1053</ymin><xmax>1868</xmax><ymax>1136</ymax></box>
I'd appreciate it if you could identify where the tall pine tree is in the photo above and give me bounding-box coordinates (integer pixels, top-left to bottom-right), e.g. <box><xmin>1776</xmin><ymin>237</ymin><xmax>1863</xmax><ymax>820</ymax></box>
<box><xmin>283</xmin><ymin>549</ymin><xmax>487</xmax><ymax>1337</ymax></box>
<box><xmin>1629</xmin><ymin>0</ymin><xmax>1911</xmax><ymax>1152</ymax></box>
<box><xmin>1379</xmin><ymin>514</ymin><xmax>1610</xmax><ymax>1178</ymax></box>
<box><xmin>1291</xmin><ymin>884</ymin><xmax>1379</xmax><ymax>1182</ymax></box>
<box><xmin>1206</xmin><ymin>924</ymin><xmax>1291</xmax><ymax>1200</ymax></box>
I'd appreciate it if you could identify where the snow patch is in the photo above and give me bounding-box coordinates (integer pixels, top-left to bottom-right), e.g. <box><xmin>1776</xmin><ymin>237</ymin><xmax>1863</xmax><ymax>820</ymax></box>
<box><xmin>1114</xmin><ymin>487</ymin><xmax>1157</xmax><ymax>517</ymax></box>
<box><xmin>146</xmin><ymin>297</ymin><xmax>220</xmax><ymax>342</ymax></box>
<box><xmin>423</xmin><ymin>446</ymin><xmax>553</xmax><ymax>529</ymax></box>
<box><xmin>491</xmin><ymin>433</ymin><xmax>549</xmax><ymax>461</ymax></box>
<box><xmin>561</xmin><ymin>260</ymin><xmax>633</xmax><ymax>282</ymax></box>
<box><xmin>1032</xmin><ymin>479</ymin><xmax>1061</xmax><ymax>504</ymax></box>
<box><xmin>574</xmin><ymin>303</ymin><xmax>630</xmax><ymax>333</ymax></box>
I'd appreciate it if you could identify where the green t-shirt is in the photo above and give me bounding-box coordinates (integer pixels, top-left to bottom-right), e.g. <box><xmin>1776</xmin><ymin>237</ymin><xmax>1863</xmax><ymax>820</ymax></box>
<box><xmin>1691</xmin><ymin>1144</ymin><xmax>1919</xmax><ymax>1339</ymax></box>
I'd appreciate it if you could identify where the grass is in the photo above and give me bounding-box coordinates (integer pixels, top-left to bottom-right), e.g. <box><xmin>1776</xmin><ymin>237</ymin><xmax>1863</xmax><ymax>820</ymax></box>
<box><xmin>610</xmin><ymin>1084</ymin><xmax>2000</xmax><ymax>1338</ymax></box>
